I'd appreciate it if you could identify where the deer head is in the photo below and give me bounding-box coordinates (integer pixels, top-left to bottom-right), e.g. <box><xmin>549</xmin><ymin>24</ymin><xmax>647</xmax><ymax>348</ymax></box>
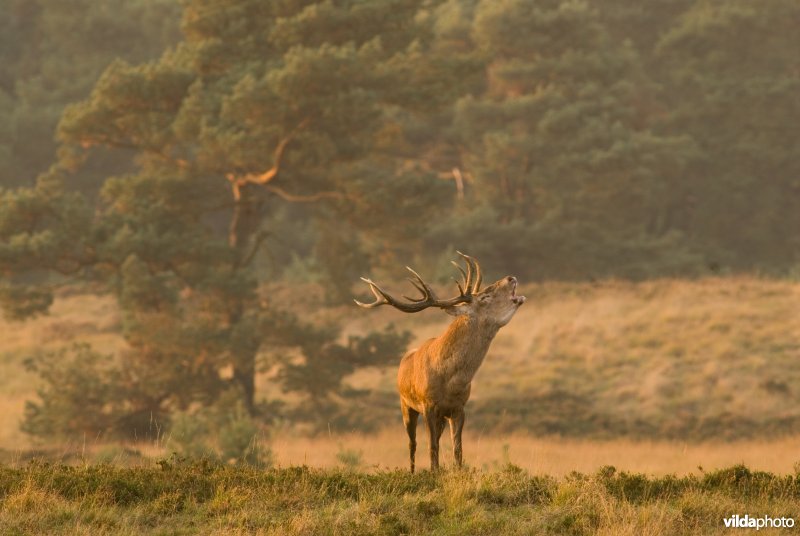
<box><xmin>355</xmin><ymin>252</ymin><xmax>526</xmax><ymax>327</ymax></box>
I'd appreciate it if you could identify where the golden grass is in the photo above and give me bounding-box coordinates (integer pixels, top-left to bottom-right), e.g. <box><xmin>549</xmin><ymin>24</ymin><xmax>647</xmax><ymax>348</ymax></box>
<box><xmin>269</xmin><ymin>428</ymin><xmax>800</xmax><ymax>476</ymax></box>
<box><xmin>343</xmin><ymin>276</ymin><xmax>800</xmax><ymax>439</ymax></box>
<box><xmin>0</xmin><ymin>291</ymin><xmax>122</xmax><ymax>356</ymax></box>
<box><xmin>5</xmin><ymin>430</ymin><xmax>800</xmax><ymax>479</ymax></box>
<box><xmin>2</xmin><ymin>276</ymin><xmax>800</xmax><ymax>472</ymax></box>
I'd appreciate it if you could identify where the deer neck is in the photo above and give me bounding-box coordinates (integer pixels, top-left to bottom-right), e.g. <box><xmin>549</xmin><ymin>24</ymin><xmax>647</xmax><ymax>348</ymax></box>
<box><xmin>437</xmin><ymin>314</ymin><xmax>499</xmax><ymax>381</ymax></box>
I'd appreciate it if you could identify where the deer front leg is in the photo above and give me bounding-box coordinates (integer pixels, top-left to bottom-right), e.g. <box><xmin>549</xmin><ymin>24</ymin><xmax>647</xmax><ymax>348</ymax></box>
<box><xmin>448</xmin><ymin>408</ymin><xmax>465</xmax><ymax>468</ymax></box>
<box><xmin>401</xmin><ymin>401</ymin><xmax>419</xmax><ymax>473</ymax></box>
<box><xmin>426</xmin><ymin>409</ymin><xmax>446</xmax><ymax>471</ymax></box>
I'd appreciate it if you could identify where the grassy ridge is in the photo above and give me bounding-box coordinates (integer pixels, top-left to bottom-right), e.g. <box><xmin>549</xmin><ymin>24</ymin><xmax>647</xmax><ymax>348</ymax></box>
<box><xmin>1</xmin><ymin>277</ymin><xmax>799</xmax><ymax>449</ymax></box>
<box><xmin>348</xmin><ymin>277</ymin><xmax>800</xmax><ymax>439</ymax></box>
<box><xmin>1</xmin><ymin>461</ymin><xmax>799</xmax><ymax>535</ymax></box>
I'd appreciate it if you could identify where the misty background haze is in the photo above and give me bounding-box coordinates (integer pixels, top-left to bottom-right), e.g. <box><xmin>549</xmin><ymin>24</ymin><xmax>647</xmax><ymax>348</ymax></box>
<box><xmin>0</xmin><ymin>0</ymin><xmax>798</xmax><ymax>462</ymax></box>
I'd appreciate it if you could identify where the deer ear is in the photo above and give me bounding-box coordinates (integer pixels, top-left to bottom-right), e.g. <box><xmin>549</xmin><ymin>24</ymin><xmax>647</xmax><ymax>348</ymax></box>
<box><xmin>443</xmin><ymin>303</ymin><xmax>472</xmax><ymax>317</ymax></box>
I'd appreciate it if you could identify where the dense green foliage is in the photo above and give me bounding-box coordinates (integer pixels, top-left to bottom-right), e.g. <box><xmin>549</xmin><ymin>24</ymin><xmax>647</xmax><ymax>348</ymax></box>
<box><xmin>1</xmin><ymin>461</ymin><xmax>799</xmax><ymax>534</ymax></box>
<box><xmin>0</xmin><ymin>0</ymin><xmax>798</xmax><ymax>440</ymax></box>
<box><xmin>0</xmin><ymin>0</ymin><xmax>181</xmax><ymax>190</ymax></box>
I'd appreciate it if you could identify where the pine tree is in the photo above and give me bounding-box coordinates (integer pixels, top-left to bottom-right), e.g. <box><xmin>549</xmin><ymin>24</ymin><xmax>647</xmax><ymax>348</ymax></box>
<box><xmin>431</xmin><ymin>0</ymin><xmax>701</xmax><ymax>279</ymax></box>
<box><xmin>656</xmin><ymin>0</ymin><xmax>800</xmax><ymax>270</ymax></box>
<box><xmin>1</xmin><ymin>0</ymin><xmax>465</xmax><ymax>437</ymax></box>
<box><xmin>0</xmin><ymin>0</ymin><xmax>181</xmax><ymax>189</ymax></box>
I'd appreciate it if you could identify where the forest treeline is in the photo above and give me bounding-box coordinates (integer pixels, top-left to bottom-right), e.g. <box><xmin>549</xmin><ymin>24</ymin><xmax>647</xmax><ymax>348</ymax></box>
<box><xmin>0</xmin><ymin>0</ymin><xmax>798</xmax><ymax>440</ymax></box>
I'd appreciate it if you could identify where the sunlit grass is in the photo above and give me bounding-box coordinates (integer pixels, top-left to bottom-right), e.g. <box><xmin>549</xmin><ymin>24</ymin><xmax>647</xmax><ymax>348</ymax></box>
<box><xmin>1</xmin><ymin>461</ymin><xmax>798</xmax><ymax>535</ymax></box>
<box><xmin>346</xmin><ymin>276</ymin><xmax>800</xmax><ymax>440</ymax></box>
<box><xmin>268</xmin><ymin>429</ymin><xmax>800</xmax><ymax>476</ymax></box>
<box><xmin>1</xmin><ymin>277</ymin><xmax>799</xmax><ymax>465</ymax></box>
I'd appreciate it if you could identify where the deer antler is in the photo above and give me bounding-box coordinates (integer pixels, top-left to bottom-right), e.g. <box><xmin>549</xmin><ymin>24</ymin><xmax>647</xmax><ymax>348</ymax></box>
<box><xmin>355</xmin><ymin>253</ymin><xmax>482</xmax><ymax>312</ymax></box>
<box><xmin>454</xmin><ymin>250</ymin><xmax>481</xmax><ymax>294</ymax></box>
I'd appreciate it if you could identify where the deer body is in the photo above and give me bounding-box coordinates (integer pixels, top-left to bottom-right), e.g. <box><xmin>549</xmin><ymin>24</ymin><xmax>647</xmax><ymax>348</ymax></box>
<box><xmin>398</xmin><ymin>315</ymin><xmax>496</xmax><ymax>413</ymax></box>
<box><xmin>356</xmin><ymin>253</ymin><xmax>525</xmax><ymax>472</ymax></box>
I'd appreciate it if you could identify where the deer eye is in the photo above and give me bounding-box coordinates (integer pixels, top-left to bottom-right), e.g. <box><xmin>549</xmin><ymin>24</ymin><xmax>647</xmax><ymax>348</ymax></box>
<box><xmin>478</xmin><ymin>294</ymin><xmax>491</xmax><ymax>303</ymax></box>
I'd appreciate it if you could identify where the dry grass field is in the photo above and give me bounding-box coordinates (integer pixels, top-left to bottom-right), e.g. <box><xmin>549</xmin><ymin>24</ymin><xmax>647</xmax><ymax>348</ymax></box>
<box><xmin>269</xmin><ymin>430</ymin><xmax>800</xmax><ymax>477</ymax></box>
<box><xmin>2</xmin><ymin>461</ymin><xmax>800</xmax><ymax>535</ymax></box>
<box><xmin>343</xmin><ymin>276</ymin><xmax>800</xmax><ymax>441</ymax></box>
<box><xmin>1</xmin><ymin>276</ymin><xmax>799</xmax><ymax>476</ymax></box>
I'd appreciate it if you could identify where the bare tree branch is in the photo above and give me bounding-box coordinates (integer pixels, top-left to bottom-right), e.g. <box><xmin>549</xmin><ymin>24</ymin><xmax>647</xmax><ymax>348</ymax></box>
<box><xmin>264</xmin><ymin>185</ymin><xmax>344</xmax><ymax>203</ymax></box>
<box><xmin>226</xmin><ymin>118</ymin><xmax>311</xmax><ymax>198</ymax></box>
<box><xmin>451</xmin><ymin>167</ymin><xmax>465</xmax><ymax>201</ymax></box>
<box><xmin>239</xmin><ymin>230</ymin><xmax>271</xmax><ymax>268</ymax></box>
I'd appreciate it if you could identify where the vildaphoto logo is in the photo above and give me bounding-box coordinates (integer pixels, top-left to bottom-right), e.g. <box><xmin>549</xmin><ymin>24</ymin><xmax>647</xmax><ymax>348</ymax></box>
<box><xmin>723</xmin><ymin>514</ymin><xmax>795</xmax><ymax>530</ymax></box>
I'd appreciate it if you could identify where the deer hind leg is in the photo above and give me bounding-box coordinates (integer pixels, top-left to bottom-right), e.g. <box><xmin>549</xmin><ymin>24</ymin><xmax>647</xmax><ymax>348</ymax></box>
<box><xmin>448</xmin><ymin>408</ymin><xmax>465</xmax><ymax>468</ymax></box>
<box><xmin>401</xmin><ymin>401</ymin><xmax>419</xmax><ymax>473</ymax></box>
<box><xmin>426</xmin><ymin>409</ymin><xmax>446</xmax><ymax>471</ymax></box>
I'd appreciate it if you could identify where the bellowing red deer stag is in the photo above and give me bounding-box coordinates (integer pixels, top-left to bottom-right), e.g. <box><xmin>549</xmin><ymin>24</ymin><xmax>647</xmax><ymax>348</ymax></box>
<box><xmin>355</xmin><ymin>253</ymin><xmax>526</xmax><ymax>472</ymax></box>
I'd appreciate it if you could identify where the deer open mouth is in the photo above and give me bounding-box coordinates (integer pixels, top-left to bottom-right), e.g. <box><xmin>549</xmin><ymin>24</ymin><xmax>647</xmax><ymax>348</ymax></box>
<box><xmin>510</xmin><ymin>279</ymin><xmax>526</xmax><ymax>305</ymax></box>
